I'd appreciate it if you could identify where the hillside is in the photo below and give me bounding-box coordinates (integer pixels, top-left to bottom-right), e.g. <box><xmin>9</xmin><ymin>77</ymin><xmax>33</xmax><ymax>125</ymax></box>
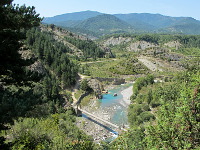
<box><xmin>114</xmin><ymin>13</ymin><xmax>200</xmax><ymax>34</ymax></box>
<box><xmin>39</xmin><ymin>24</ymin><xmax>108</xmax><ymax>59</ymax></box>
<box><xmin>2</xmin><ymin>1</ymin><xmax>200</xmax><ymax>149</ymax></box>
<box><xmin>74</xmin><ymin>14</ymin><xmax>135</xmax><ymax>35</ymax></box>
<box><xmin>0</xmin><ymin>3</ymin><xmax>99</xmax><ymax>149</ymax></box>
<box><xmin>163</xmin><ymin>23</ymin><xmax>200</xmax><ymax>34</ymax></box>
<box><xmin>115</xmin><ymin>13</ymin><xmax>199</xmax><ymax>28</ymax></box>
<box><xmin>43</xmin><ymin>10</ymin><xmax>102</xmax><ymax>24</ymax></box>
<box><xmin>43</xmin><ymin>11</ymin><xmax>200</xmax><ymax>36</ymax></box>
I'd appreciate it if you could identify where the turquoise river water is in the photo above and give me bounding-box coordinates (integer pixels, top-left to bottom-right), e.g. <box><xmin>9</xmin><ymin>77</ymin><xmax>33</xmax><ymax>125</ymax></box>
<box><xmin>99</xmin><ymin>83</ymin><xmax>132</xmax><ymax>126</ymax></box>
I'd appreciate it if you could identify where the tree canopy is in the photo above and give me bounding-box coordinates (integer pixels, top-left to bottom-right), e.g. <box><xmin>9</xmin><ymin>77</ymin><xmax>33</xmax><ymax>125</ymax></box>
<box><xmin>0</xmin><ymin>0</ymin><xmax>42</xmax><ymax>85</ymax></box>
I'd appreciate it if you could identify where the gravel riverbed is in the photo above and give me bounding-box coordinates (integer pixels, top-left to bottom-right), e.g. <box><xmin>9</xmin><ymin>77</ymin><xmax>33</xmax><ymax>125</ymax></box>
<box><xmin>76</xmin><ymin>84</ymin><xmax>133</xmax><ymax>143</ymax></box>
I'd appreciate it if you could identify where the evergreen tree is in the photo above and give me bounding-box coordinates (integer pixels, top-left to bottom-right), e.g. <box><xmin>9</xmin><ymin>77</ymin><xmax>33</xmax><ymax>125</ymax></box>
<box><xmin>0</xmin><ymin>0</ymin><xmax>42</xmax><ymax>85</ymax></box>
<box><xmin>0</xmin><ymin>1</ymin><xmax>41</xmax><ymax>148</ymax></box>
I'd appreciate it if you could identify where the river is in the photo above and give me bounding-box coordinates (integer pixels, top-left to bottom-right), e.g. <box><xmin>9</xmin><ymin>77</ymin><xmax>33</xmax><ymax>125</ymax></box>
<box><xmin>99</xmin><ymin>83</ymin><xmax>133</xmax><ymax>127</ymax></box>
<box><xmin>80</xmin><ymin>83</ymin><xmax>133</xmax><ymax>143</ymax></box>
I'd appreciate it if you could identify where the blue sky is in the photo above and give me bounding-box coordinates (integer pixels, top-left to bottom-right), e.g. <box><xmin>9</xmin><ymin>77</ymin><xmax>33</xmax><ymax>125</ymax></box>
<box><xmin>13</xmin><ymin>0</ymin><xmax>200</xmax><ymax>20</ymax></box>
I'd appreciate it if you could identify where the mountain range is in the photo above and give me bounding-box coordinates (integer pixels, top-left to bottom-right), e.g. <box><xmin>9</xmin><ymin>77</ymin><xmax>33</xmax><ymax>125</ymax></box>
<box><xmin>42</xmin><ymin>11</ymin><xmax>200</xmax><ymax>36</ymax></box>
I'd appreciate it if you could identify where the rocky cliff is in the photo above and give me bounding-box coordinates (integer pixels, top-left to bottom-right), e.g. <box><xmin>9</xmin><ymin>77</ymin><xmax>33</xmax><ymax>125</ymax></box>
<box><xmin>127</xmin><ymin>41</ymin><xmax>158</xmax><ymax>52</ymax></box>
<box><xmin>102</xmin><ymin>37</ymin><xmax>132</xmax><ymax>46</ymax></box>
<box><xmin>88</xmin><ymin>78</ymin><xmax>104</xmax><ymax>99</ymax></box>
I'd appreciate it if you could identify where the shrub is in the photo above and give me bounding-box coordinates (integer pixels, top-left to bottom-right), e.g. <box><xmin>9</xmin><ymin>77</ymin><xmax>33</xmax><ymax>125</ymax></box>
<box><xmin>142</xmin><ymin>104</ymin><xmax>151</xmax><ymax>111</ymax></box>
<box><xmin>80</xmin><ymin>79</ymin><xmax>91</xmax><ymax>91</ymax></box>
<box><xmin>140</xmin><ymin>112</ymin><xmax>155</xmax><ymax>122</ymax></box>
<box><xmin>150</xmin><ymin>100</ymin><xmax>161</xmax><ymax>108</ymax></box>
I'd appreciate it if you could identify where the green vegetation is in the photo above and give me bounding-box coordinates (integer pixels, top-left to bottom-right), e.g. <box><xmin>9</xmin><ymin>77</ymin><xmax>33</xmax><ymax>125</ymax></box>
<box><xmin>65</xmin><ymin>36</ymin><xmax>105</xmax><ymax>60</ymax></box>
<box><xmin>80</xmin><ymin>79</ymin><xmax>91</xmax><ymax>91</ymax></box>
<box><xmin>174</xmin><ymin>47</ymin><xmax>200</xmax><ymax>56</ymax></box>
<box><xmin>136</xmin><ymin>34</ymin><xmax>160</xmax><ymax>44</ymax></box>
<box><xmin>1</xmin><ymin>1</ymin><xmax>200</xmax><ymax>149</ymax></box>
<box><xmin>131</xmin><ymin>75</ymin><xmax>154</xmax><ymax>99</ymax></box>
<box><xmin>0</xmin><ymin>1</ymin><xmax>42</xmax><ymax>86</ymax></box>
<box><xmin>128</xmin><ymin>75</ymin><xmax>155</xmax><ymax>127</ymax></box>
<box><xmin>109</xmin><ymin>58</ymin><xmax>148</xmax><ymax>75</ymax></box>
<box><xmin>80</xmin><ymin>57</ymin><xmax>148</xmax><ymax>78</ymax></box>
<box><xmin>26</xmin><ymin>27</ymin><xmax>79</xmax><ymax>88</ymax></box>
<box><xmin>1</xmin><ymin>111</ymin><xmax>94</xmax><ymax>149</ymax></box>
<box><xmin>110</xmin><ymin>67</ymin><xmax>200</xmax><ymax>149</ymax></box>
<box><xmin>80</xmin><ymin>92</ymin><xmax>96</xmax><ymax>107</ymax></box>
<box><xmin>0</xmin><ymin>1</ymin><xmax>97</xmax><ymax>149</ymax></box>
<box><xmin>74</xmin><ymin>14</ymin><xmax>134</xmax><ymax>36</ymax></box>
<box><xmin>43</xmin><ymin>11</ymin><xmax>200</xmax><ymax>37</ymax></box>
<box><xmin>74</xmin><ymin>90</ymin><xmax>85</xmax><ymax>100</ymax></box>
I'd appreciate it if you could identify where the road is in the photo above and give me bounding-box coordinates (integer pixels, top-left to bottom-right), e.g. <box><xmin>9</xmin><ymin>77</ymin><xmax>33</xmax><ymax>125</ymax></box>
<box><xmin>71</xmin><ymin>73</ymin><xmax>88</xmax><ymax>105</ymax></box>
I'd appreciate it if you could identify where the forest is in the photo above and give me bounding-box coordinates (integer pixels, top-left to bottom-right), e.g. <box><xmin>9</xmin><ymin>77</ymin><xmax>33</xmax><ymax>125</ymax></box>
<box><xmin>0</xmin><ymin>1</ymin><xmax>98</xmax><ymax>149</ymax></box>
<box><xmin>64</xmin><ymin>36</ymin><xmax>105</xmax><ymax>60</ymax></box>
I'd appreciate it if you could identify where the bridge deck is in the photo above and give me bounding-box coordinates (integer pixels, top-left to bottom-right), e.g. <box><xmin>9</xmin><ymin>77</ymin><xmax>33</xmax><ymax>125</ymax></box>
<box><xmin>79</xmin><ymin>108</ymin><xmax>119</xmax><ymax>129</ymax></box>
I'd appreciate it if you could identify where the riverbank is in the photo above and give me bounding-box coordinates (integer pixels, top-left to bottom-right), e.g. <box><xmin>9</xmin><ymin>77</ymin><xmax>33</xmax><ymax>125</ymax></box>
<box><xmin>76</xmin><ymin>83</ymin><xmax>133</xmax><ymax>143</ymax></box>
<box><xmin>120</xmin><ymin>85</ymin><xmax>133</xmax><ymax>107</ymax></box>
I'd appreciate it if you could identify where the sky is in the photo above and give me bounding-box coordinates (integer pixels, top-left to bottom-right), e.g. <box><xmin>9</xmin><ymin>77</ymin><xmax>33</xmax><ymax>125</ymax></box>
<box><xmin>13</xmin><ymin>0</ymin><xmax>200</xmax><ymax>20</ymax></box>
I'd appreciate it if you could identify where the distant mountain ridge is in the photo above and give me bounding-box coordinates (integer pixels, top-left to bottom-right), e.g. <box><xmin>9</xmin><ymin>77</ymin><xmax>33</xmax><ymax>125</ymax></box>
<box><xmin>74</xmin><ymin>14</ymin><xmax>135</xmax><ymax>35</ymax></box>
<box><xmin>42</xmin><ymin>11</ymin><xmax>200</xmax><ymax>36</ymax></box>
<box><xmin>43</xmin><ymin>11</ymin><xmax>103</xmax><ymax>23</ymax></box>
<box><xmin>114</xmin><ymin>13</ymin><xmax>198</xmax><ymax>28</ymax></box>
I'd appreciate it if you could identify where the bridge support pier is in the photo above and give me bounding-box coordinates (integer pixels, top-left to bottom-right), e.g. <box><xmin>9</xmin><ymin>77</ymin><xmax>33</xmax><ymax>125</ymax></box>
<box><xmin>74</xmin><ymin>106</ymin><xmax>82</xmax><ymax>117</ymax></box>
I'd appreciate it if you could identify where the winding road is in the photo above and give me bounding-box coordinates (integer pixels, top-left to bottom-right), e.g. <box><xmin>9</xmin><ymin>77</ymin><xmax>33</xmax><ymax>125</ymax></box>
<box><xmin>71</xmin><ymin>73</ymin><xmax>88</xmax><ymax>105</ymax></box>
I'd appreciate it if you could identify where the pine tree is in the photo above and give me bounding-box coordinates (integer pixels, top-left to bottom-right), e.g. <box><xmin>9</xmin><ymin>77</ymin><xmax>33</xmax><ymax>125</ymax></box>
<box><xmin>0</xmin><ymin>0</ymin><xmax>42</xmax><ymax>85</ymax></box>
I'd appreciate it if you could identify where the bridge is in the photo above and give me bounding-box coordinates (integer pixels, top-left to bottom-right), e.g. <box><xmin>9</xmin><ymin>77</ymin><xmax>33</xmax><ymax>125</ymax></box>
<box><xmin>71</xmin><ymin>74</ymin><xmax>127</xmax><ymax>133</ymax></box>
<box><xmin>74</xmin><ymin>105</ymin><xmax>127</xmax><ymax>132</ymax></box>
<box><xmin>79</xmin><ymin>107</ymin><xmax>119</xmax><ymax>129</ymax></box>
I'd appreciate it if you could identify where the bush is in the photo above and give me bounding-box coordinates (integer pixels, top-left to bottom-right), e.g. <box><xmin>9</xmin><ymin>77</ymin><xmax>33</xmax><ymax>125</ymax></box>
<box><xmin>142</xmin><ymin>104</ymin><xmax>151</xmax><ymax>111</ymax></box>
<box><xmin>146</xmin><ymin>89</ymin><xmax>153</xmax><ymax>104</ymax></box>
<box><xmin>133</xmin><ymin>75</ymin><xmax>154</xmax><ymax>98</ymax></box>
<box><xmin>150</xmin><ymin>100</ymin><xmax>161</xmax><ymax>108</ymax></box>
<box><xmin>140</xmin><ymin>112</ymin><xmax>155</xmax><ymax>122</ymax></box>
<box><xmin>129</xmin><ymin>104</ymin><xmax>143</xmax><ymax>115</ymax></box>
<box><xmin>135</xmin><ymin>94</ymin><xmax>145</xmax><ymax>104</ymax></box>
<box><xmin>80</xmin><ymin>79</ymin><xmax>91</xmax><ymax>91</ymax></box>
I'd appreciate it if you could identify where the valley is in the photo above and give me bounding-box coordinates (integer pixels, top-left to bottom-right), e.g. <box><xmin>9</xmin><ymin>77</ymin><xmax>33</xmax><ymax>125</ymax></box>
<box><xmin>0</xmin><ymin>2</ymin><xmax>199</xmax><ymax>149</ymax></box>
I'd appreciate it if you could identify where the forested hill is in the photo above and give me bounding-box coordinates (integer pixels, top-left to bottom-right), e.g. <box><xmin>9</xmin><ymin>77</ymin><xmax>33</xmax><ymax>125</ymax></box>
<box><xmin>36</xmin><ymin>24</ymin><xmax>106</xmax><ymax>59</ymax></box>
<box><xmin>43</xmin><ymin>10</ymin><xmax>102</xmax><ymax>24</ymax></box>
<box><xmin>73</xmin><ymin>14</ymin><xmax>135</xmax><ymax>35</ymax></box>
<box><xmin>24</xmin><ymin>24</ymin><xmax>107</xmax><ymax>90</ymax></box>
<box><xmin>43</xmin><ymin>11</ymin><xmax>200</xmax><ymax>36</ymax></box>
<box><xmin>0</xmin><ymin>3</ymin><xmax>104</xmax><ymax>147</ymax></box>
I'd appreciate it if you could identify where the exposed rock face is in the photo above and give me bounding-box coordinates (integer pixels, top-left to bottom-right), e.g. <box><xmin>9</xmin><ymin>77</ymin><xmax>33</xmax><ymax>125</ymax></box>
<box><xmin>87</xmin><ymin>77</ymin><xmax>126</xmax><ymax>99</ymax></box>
<box><xmin>88</xmin><ymin>78</ymin><xmax>103</xmax><ymax>99</ymax></box>
<box><xmin>40</xmin><ymin>24</ymin><xmax>88</xmax><ymax>41</ymax></box>
<box><xmin>102</xmin><ymin>35</ymin><xmax>181</xmax><ymax>53</ymax></box>
<box><xmin>163</xmin><ymin>53</ymin><xmax>185</xmax><ymax>61</ymax></box>
<box><xmin>127</xmin><ymin>41</ymin><xmax>157</xmax><ymax>52</ymax></box>
<box><xmin>102</xmin><ymin>46</ymin><xmax>115</xmax><ymax>58</ymax></box>
<box><xmin>164</xmin><ymin>41</ymin><xmax>181</xmax><ymax>50</ymax></box>
<box><xmin>20</xmin><ymin>49</ymin><xmax>46</xmax><ymax>74</ymax></box>
<box><xmin>29</xmin><ymin>61</ymin><xmax>46</xmax><ymax>74</ymax></box>
<box><xmin>40</xmin><ymin>25</ymin><xmax>84</xmax><ymax>57</ymax></box>
<box><xmin>103</xmin><ymin>37</ymin><xmax>132</xmax><ymax>46</ymax></box>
